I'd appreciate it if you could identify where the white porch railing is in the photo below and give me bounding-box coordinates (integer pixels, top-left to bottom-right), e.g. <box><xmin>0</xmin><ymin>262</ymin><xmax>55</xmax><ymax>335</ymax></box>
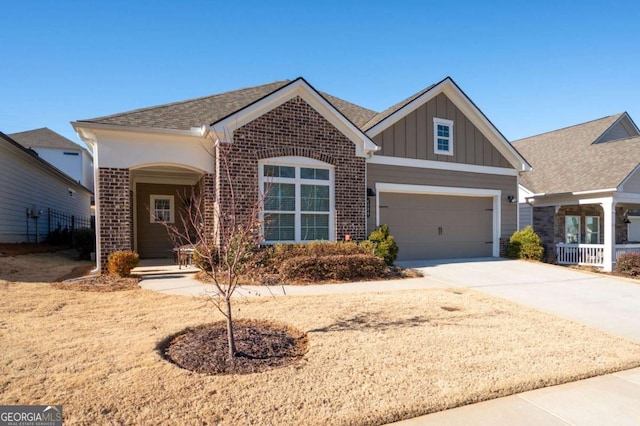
<box><xmin>615</xmin><ymin>244</ymin><xmax>640</xmax><ymax>260</ymax></box>
<box><xmin>555</xmin><ymin>244</ymin><xmax>605</xmax><ymax>266</ymax></box>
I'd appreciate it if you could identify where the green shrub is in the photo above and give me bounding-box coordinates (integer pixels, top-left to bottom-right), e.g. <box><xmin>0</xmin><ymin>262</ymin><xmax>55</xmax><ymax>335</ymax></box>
<box><xmin>72</xmin><ymin>227</ymin><xmax>95</xmax><ymax>260</ymax></box>
<box><xmin>615</xmin><ymin>253</ymin><xmax>640</xmax><ymax>277</ymax></box>
<box><xmin>279</xmin><ymin>254</ymin><xmax>387</xmax><ymax>282</ymax></box>
<box><xmin>367</xmin><ymin>224</ymin><xmax>399</xmax><ymax>265</ymax></box>
<box><xmin>506</xmin><ymin>226</ymin><xmax>544</xmax><ymax>260</ymax></box>
<box><xmin>107</xmin><ymin>250</ymin><xmax>140</xmax><ymax>277</ymax></box>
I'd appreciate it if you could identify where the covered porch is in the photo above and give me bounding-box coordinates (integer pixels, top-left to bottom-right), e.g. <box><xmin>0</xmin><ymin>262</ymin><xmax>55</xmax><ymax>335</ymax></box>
<box><xmin>529</xmin><ymin>192</ymin><xmax>640</xmax><ymax>271</ymax></box>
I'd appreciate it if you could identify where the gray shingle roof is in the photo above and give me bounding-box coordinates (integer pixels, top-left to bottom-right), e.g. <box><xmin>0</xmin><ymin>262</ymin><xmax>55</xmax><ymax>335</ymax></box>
<box><xmin>10</xmin><ymin>127</ymin><xmax>82</xmax><ymax>150</ymax></box>
<box><xmin>362</xmin><ymin>83</ymin><xmax>437</xmax><ymax>131</ymax></box>
<box><xmin>79</xmin><ymin>80</ymin><xmax>379</xmax><ymax>131</ymax></box>
<box><xmin>512</xmin><ymin>113</ymin><xmax>640</xmax><ymax>194</ymax></box>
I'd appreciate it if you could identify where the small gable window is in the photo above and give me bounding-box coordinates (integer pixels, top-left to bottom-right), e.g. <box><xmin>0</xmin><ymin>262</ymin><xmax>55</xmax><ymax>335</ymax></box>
<box><xmin>433</xmin><ymin>117</ymin><xmax>454</xmax><ymax>156</ymax></box>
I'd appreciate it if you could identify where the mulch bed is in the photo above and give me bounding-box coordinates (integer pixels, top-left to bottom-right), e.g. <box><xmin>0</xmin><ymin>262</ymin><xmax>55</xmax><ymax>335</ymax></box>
<box><xmin>0</xmin><ymin>243</ymin><xmax>69</xmax><ymax>257</ymax></box>
<box><xmin>52</xmin><ymin>274</ymin><xmax>140</xmax><ymax>292</ymax></box>
<box><xmin>162</xmin><ymin>320</ymin><xmax>309</xmax><ymax>375</ymax></box>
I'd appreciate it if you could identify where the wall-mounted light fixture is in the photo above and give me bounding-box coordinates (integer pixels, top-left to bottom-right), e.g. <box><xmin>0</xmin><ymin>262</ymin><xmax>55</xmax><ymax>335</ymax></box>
<box><xmin>507</xmin><ymin>195</ymin><xmax>516</xmax><ymax>203</ymax></box>
<box><xmin>367</xmin><ymin>188</ymin><xmax>376</xmax><ymax>197</ymax></box>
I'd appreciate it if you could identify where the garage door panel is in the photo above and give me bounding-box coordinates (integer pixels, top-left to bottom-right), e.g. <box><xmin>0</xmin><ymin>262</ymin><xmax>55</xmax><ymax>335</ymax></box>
<box><xmin>380</xmin><ymin>193</ymin><xmax>493</xmax><ymax>260</ymax></box>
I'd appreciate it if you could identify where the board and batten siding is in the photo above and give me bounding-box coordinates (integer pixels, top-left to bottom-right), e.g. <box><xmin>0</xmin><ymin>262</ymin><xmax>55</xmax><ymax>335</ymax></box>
<box><xmin>366</xmin><ymin>163</ymin><xmax>518</xmax><ymax>237</ymax></box>
<box><xmin>372</xmin><ymin>93</ymin><xmax>512</xmax><ymax>168</ymax></box>
<box><xmin>0</xmin><ymin>142</ymin><xmax>92</xmax><ymax>243</ymax></box>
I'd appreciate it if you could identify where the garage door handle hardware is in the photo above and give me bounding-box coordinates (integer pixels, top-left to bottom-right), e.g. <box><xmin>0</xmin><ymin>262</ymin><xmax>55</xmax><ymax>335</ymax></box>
<box><xmin>485</xmin><ymin>241</ymin><xmax>493</xmax><ymax>244</ymax></box>
<box><xmin>438</xmin><ymin>226</ymin><xmax>443</xmax><ymax>236</ymax></box>
<box><xmin>485</xmin><ymin>209</ymin><xmax>494</xmax><ymax>211</ymax></box>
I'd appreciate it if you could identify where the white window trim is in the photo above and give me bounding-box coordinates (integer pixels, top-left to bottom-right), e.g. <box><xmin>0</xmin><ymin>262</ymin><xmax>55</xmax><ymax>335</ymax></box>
<box><xmin>433</xmin><ymin>117</ymin><xmax>454</xmax><ymax>156</ymax></box>
<box><xmin>586</xmin><ymin>215</ymin><xmax>600</xmax><ymax>244</ymax></box>
<box><xmin>258</xmin><ymin>156</ymin><xmax>335</xmax><ymax>243</ymax></box>
<box><xmin>565</xmin><ymin>215</ymin><xmax>581</xmax><ymax>243</ymax></box>
<box><xmin>150</xmin><ymin>194</ymin><xmax>175</xmax><ymax>224</ymax></box>
<box><xmin>68</xmin><ymin>188</ymin><xmax>77</xmax><ymax>199</ymax></box>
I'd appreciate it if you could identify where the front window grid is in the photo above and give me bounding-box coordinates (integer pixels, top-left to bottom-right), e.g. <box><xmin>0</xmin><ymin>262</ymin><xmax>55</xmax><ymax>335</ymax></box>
<box><xmin>261</xmin><ymin>162</ymin><xmax>333</xmax><ymax>243</ymax></box>
<box><xmin>565</xmin><ymin>215</ymin><xmax>580</xmax><ymax>244</ymax></box>
<box><xmin>150</xmin><ymin>195</ymin><xmax>174</xmax><ymax>224</ymax></box>
<box><xmin>433</xmin><ymin>117</ymin><xmax>454</xmax><ymax>156</ymax></box>
<box><xmin>586</xmin><ymin>216</ymin><xmax>600</xmax><ymax>244</ymax></box>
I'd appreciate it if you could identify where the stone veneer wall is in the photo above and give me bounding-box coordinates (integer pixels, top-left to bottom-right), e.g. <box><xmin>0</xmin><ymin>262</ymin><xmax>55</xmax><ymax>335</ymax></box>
<box><xmin>218</xmin><ymin>96</ymin><xmax>367</xmax><ymax>241</ymax></box>
<box><xmin>532</xmin><ymin>204</ymin><xmax>628</xmax><ymax>263</ymax></box>
<box><xmin>98</xmin><ymin>168</ymin><xmax>132</xmax><ymax>269</ymax></box>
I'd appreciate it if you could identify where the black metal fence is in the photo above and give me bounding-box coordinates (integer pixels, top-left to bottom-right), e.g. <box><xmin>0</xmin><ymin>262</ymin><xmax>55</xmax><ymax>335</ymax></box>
<box><xmin>46</xmin><ymin>208</ymin><xmax>94</xmax><ymax>244</ymax></box>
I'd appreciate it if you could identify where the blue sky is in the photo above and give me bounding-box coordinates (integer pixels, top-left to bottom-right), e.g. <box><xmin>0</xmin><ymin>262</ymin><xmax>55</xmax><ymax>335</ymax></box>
<box><xmin>2</xmin><ymin>0</ymin><xmax>639</xmax><ymax>149</ymax></box>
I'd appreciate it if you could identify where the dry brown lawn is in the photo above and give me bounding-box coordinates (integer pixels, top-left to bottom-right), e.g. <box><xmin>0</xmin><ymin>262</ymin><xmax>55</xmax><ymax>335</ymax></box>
<box><xmin>0</xmin><ymin>249</ymin><xmax>94</xmax><ymax>282</ymax></box>
<box><xmin>2</xmin><ymin>278</ymin><xmax>640</xmax><ymax>425</ymax></box>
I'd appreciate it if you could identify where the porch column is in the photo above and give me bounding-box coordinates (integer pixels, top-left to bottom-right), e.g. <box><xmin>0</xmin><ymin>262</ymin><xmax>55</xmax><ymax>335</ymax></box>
<box><xmin>601</xmin><ymin>198</ymin><xmax>616</xmax><ymax>272</ymax></box>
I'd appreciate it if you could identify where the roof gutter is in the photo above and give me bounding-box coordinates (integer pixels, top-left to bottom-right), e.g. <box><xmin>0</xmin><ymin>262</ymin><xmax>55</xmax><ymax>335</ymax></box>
<box><xmin>70</xmin><ymin>121</ymin><xmax>205</xmax><ymax>138</ymax></box>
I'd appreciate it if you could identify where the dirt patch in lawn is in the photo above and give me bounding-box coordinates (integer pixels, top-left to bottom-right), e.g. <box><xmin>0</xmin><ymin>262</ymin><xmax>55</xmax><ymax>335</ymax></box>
<box><xmin>163</xmin><ymin>320</ymin><xmax>308</xmax><ymax>375</ymax></box>
<box><xmin>2</xmin><ymin>283</ymin><xmax>640</xmax><ymax>425</ymax></box>
<box><xmin>0</xmin><ymin>249</ymin><xmax>94</xmax><ymax>283</ymax></box>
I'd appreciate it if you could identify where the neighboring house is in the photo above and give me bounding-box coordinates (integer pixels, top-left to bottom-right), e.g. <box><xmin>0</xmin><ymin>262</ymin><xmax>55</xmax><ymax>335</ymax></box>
<box><xmin>0</xmin><ymin>131</ymin><xmax>93</xmax><ymax>243</ymax></box>
<box><xmin>71</xmin><ymin>77</ymin><xmax>530</xmax><ymax>270</ymax></box>
<box><xmin>512</xmin><ymin>112</ymin><xmax>640</xmax><ymax>271</ymax></box>
<box><xmin>10</xmin><ymin>127</ymin><xmax>94</xmax><ymax>191</ymax></box>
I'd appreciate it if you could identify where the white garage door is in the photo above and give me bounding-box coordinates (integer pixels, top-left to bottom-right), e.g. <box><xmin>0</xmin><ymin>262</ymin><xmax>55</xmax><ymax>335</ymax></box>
<box><xmin>379</xmin><ymin>193</ymin><xmax>494</xmax><ymax>260</ymax></box>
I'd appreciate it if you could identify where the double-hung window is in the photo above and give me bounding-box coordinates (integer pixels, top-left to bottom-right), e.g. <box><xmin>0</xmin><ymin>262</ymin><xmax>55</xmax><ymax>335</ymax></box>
<box><xmin>565</xmin><ymin>215</ymin><xmax>580</xmax><ymax>243</ymax></box>
<box><xmin>433</xmin><ymin>117</ymin><xmax>454</xmax><ymax>156</ymax></box>
<box><xmin>150</xmin><ymin>195</ymin><xmax>174</xmax><ymax>223</ymax></box>
<box><xmin>261</xmin><ymin>158</ymin><xmax>334</xmax><ymax>243</ymax></box>
<box><xmin>585</xmin><ymin>216</ymin><xmax>600</xmax><ymax>244</ymax></box>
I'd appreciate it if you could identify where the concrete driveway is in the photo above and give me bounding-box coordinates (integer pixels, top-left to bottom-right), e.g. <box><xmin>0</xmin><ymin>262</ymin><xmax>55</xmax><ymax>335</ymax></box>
<box><xmin>398</xmin><ymin>258</ymin><xmax>640</xmax><ymax>341</ymax></box>
<box><xmin>393</xmin><ymin>258</ymin><xmax>640</xmax><ymax>425</ymax></box>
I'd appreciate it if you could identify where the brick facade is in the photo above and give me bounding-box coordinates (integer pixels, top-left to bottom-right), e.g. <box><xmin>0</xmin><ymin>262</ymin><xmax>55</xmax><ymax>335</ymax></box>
<box><xmin>98</xmin><ymin>168</ymin><xmax>132</xmax><ymax>269</ymax></box>
<box><xmin>220</xmin><ymin>96</ymin><xmax>367</xmax><ymax>241</ymax></box>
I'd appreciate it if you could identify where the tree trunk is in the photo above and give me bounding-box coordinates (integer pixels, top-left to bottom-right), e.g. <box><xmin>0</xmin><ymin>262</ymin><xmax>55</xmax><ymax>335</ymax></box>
<box><xmin>225</xmin><ymin>297</ymin><xmax>236</xmax><ymax>357</ymax></box>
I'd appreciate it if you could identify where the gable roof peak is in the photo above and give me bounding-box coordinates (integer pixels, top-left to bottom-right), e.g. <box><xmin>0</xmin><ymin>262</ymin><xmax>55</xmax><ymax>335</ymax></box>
<box><xmin>512</xmin><ymin>113</ymin><xmax>624</xmax><ymax>145</ymax></box>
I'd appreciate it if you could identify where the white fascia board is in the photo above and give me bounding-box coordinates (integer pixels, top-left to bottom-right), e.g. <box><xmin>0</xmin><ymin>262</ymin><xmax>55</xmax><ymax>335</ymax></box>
<box><xmin>71</xmin><ymin>121</ymin><xmax>203</xmax><ymax>138</ymax></box>
<box><xmin>210</xmin><ymin>79</ymin><xmax>379</xmax><ymax>157</ymax></box>
<box><xmin>367</xmin><ymin>155</ymin><xmax>519</xmax><ymax>176</ymax></box>
<box><xmin>613</xmin><ymin>193</ymin><xmax>640</xmax><ymax>204</ymax></box>
<box><xmin>365</xmin><ymin>78</ymin><xmax>531</xmax><ymax>172</ymax></box>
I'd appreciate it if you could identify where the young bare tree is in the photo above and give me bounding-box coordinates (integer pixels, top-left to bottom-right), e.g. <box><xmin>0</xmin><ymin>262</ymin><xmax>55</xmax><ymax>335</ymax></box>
<box><xmin>162</xmin><ymin>140</ymin><xmax>266</xmax><ymax>358</ymax></box>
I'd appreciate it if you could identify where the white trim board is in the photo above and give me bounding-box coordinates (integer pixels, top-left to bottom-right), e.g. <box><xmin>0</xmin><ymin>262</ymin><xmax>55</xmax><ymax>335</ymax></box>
<box><xmin>367</xmin><ymin>155</ymin><xmax>519</xmax><ymax>176</ymax></box>
<box><xmin>375</xmin><ymin>182</ymin><xmax>501</xmax><ymax>257</ymax></box>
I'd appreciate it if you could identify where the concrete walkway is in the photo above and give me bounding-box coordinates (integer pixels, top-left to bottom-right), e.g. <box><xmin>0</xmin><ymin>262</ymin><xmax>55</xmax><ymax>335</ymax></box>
<box><xmin>136</xmin><ymin>258</ymin><xmax>640</xmax><ymax>425</ymax></box>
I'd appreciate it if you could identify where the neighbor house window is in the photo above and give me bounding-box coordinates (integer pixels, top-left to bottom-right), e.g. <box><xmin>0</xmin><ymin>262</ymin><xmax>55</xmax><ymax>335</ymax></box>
<box><xmin>565</xmin><ymin>215</ymin><xmax>580</xmax><ymax>243</ymax></box>
<box><xmin>433</xmin><ymin>117</ymin><xmax>454</xmax><ymax>156</ymax></box>
<box><xmin>150</xmin><ymin>195</ymin><xmax>174</xmax><ymax>223</ymax></box>
<box><xmin>260</xmin><ymin>158</ymin><xmax>334</xmax><ymax>243</ymax></box>
<box><xmin>586</xmin><ymin>216</ymin><xmax>600</xmax><ymax>244</ymax></box>
<box><xmin>68</xmin><ymin>188</ymin><xmax>76</xmax><ymax>199</ymax></box>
